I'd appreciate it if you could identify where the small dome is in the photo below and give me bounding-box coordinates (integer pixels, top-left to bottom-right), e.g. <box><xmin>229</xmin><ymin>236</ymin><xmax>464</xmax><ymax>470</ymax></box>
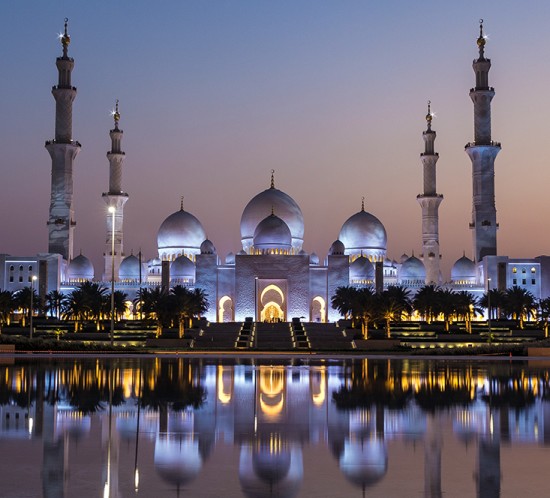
<box><xmin>350</xmin><ymin>256</ymin><xmax>375</xmax><ymax>281</ymax></box>
<box><xmin>399</xmin><ymin>255</ymin><xmax>426</xmax><ymax>282</ymax></box>
<box><xmin>253</xmin><ymin>214</ymin><xmax>292</xmax><ymax>251</ymax></box>
<box><xmin>240</xmin><ymin>183</ymin><xmax>304</xmax><ymax>252</ymax></box>
<box><xmin>339</xmin><ymin>208</ymin><xmax>387</xmax><ymax>259</ymax></box>
<box><xmin>154</xmin><ymin>436</ymin><xmax>202</xmax><ymax>487</ymax></box>
<box><xmin>119</xmin><ymin>254</ymin><xmax>146</xmax><ymax>281</ymax></box>
<box><xmin>171</xmin><ymin>255</ymin><xmax>195</xmax><ymax>281</ymax></box>
<box><xmin>67</xmin><ymin>254</ymin><xmax>94</xmax><ymax>281</ymax></box>
<box><xmin>310</xmin><ymin>252</ymin><xmax>320</xmax><ymax>265</ymax></box>
<box><xmin>451</xmin><ymin>255</ymin><xmax>476</xmax><ymax>283</ymax></box>
<box><xmin>329</xmin><ymin>240</ymin><xmax>345</xmax><ymax>255</ymax></box>
<box><xmin>200</xmin><ymin>239</ymin><xmax>216</xmax><ymax>255</ymax></box>
<box><xmin>400</xmin><ymin>253</ymin><xmax>409</xmax><ymax>263</ymax></box>
<box><xmin>157</xmin><ymin>208</ymin><xmax>206</xmax><ymax>259</ymax></box>
<box><xmin>298</xmin><ymin>249</ymin><xmax>308</xmax><ymax>256</ymax></box>
<box><xmin>339</xmin><ymin>439</ymin><xmax>387</xmax><ymax>489</ymax></box>
<box><xmin>225</xmin><ymin>252</ymin><xmax>236</xmax><ymax>264</ymax></box>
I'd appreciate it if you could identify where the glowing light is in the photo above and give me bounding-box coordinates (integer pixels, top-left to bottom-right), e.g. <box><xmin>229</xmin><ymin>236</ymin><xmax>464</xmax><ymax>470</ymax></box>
<box><xmin>134</xmin><ymin>469</ymin><xmax>139</xmax><ymax>492</ymax></box>
<box><xmin>28</xmin><ymin>417</ymin><xmax>33</xmax><ymax>435</ymax></box>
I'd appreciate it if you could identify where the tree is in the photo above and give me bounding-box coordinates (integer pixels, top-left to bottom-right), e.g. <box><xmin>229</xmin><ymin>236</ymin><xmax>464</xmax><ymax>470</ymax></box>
<box><xmin>538</xmin><ymin>297</ymin><xmax>550</xmax><ymax>338</ymax></box>
<box><xmin>331</xmin><ymin>286</ymin><xmax>358</xmax><ymax>321</ymax></box>
<box><xmin>171</xmin><ymin>286</ymin><xmax>209</xmax><ymax>338</ymax></box>
<box><xmin>502</xmin><ymin>286</ymin><xmax>536</xmax><ymax>329</ymax></box>
<box><xmin>134</xmin><ymin>287</ymin><xmax>173</xmax><ymax>337</ymax></box>
<box><xmin>480</xmin><ymin>289</ymin><xmax>506</xmax><ymax>321</ymax></box>
<box><xmin>45</xmin><ymin>290</ymin><xmax>65</xmax><ymax>319</ymax></box>
<box><xmin>454</xmin><ymin>291</ymin><xmax>481</xmax><ymax>334</ymax></box>
<box><xmin>109</xmin><ymin>290</ymin><xmax>129</xmax><ymax>321</ymax></box>
<box><xmin>413</xmin><ymin>285</ymin><xmax>441</xmax><ymax>324</ymax></box>
<box><xmin>376</xmin><ymin>286</ymin><xmax>412</xmax><ymax>338</ymax></box>
<box><xmin>14</xmin><ymin>286</ymin><xmax>38</xmax><ymax>328</ymax></box>
<box><xmin>0</xmin><ymin>291</ymin><xmax>15</xmax><ymax>332</ymax></box>
<box><xmin>437</xmin><ymin>289</ymin><xmax>458</xmax><ymax>332</ymax></box>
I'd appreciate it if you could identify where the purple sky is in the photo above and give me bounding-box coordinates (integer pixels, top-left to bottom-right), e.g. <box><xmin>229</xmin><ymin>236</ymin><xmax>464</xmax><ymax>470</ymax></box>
<box><xmin>2</xmin><ymin>1</ymin><xmax>550</xmax><ymax>279</ymax></box>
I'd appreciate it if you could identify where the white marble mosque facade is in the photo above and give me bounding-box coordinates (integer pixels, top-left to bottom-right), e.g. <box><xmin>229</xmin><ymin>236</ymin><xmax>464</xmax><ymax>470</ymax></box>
<box><xmin>2</xmin><ymin>20</ymin><xmax>550</xmax><ymax>322</ymax></box>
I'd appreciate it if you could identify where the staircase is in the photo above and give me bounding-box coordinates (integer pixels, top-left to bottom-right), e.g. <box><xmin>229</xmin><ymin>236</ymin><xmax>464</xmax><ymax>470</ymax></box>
<box><xmin>255</xmin><ymin>322</ymin><xmax>294</xmax><ymax>350</ymax></box>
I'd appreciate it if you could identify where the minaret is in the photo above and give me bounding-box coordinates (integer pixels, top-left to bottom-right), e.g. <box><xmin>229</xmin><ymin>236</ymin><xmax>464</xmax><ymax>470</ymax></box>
<box><xmin>465</xmin><ymin>19</ymin><xmax>500</xmax><ymax>262</ymax></box>
<box><xmin>102</xmin><ymin>101</ymin><xmax>128</xmax><ymax>281</ymax></box>
<box><xmin>45</xmin><ymin>18</ymin><xmax>81</xmax><ymax>261</ymax></box>
<box><xmin>417</xmin><ymin>102</ymin><xmax>443</xmax><ymax>285</ymax></box>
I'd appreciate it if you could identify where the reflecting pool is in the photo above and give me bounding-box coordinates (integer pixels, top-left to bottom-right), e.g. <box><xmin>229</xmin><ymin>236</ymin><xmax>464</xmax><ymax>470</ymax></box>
<box><xmin>0</xmin><ymin>356</ymin><xmax>549</xmax><ymax>497</ymax></box>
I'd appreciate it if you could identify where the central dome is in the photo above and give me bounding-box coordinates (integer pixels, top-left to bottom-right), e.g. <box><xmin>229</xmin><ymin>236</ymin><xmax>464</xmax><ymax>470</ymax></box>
<box><xmin>339</xmin><ymin>205</ymin><xmax>387</xmax><ymax>261</ymax></box>
<box><xmin>240</xmin><ymin>178</ymin><xmax>304</xmax><ymax>252</ymax></box>
<box><xmin>157</xmin><ymin>207</ymin><xmax>206</xmax><ymax>260</ymax></box>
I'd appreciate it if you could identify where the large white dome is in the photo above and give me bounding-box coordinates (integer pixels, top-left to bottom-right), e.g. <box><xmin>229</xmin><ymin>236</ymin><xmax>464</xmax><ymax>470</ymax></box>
<box><xmin>339</xmin><ymin>206</ymin><xmax>387</xmax><ymax>261</ymax></box>
<box><xmin>253</xmin><ymin>214</ymin><xmax>292</xmax><ymax>252</ymax></box>
<box><xmin>451</xmin><ymin>255</ymin><xmax>477</xmax><ymax>284</ymax></box>
<box><xmin>240</xmin><ymin>181</ymin><xmax>304</xmax><ymax>252</ymax></box>
<box><xmin>157</xmin><ymin>207</ymin><xmax>206</xmax><ymax>260</ymax></box>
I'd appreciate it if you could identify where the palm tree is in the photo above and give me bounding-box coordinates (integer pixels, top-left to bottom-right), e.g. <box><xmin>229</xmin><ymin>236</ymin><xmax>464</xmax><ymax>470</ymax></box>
<box><xmin>0</xmin><ymin>290</ymin><xmax>15</xmax><ymax>333</ymax></box>
<box><xmin>454</xmin><ymin>291</ymin><xmax>481</xmax><ymax>334</ymax></box>
<box><xmin>413</xmin><ymin>285</ymin><xmax>441</xmax><ymax>323</ymax></box>
<box><xmin>62</xmin><ymin>288</ymin><xmax>87</xmax><ymax>331</ymax></box>
<box><xmin>376</xmin><ymin>286</ymin><xmax>412</xmax><ymax>338</ymax></box>
<box><xmin>112</xmin><ymin>291</ymin><xmax>129</xmax><ymax>321</ymax></box>
<box><xmin>135</xmin><ymin>287</ymin><xmax>173</xmax><ymax>337</ymax></box>
<box><xmin>14</xmin><ymin>286</ymin><xmax>38</xmax><ymax>328</ymax></box>
<box><xmin>538</xmin><ymin>297</ymin><xmax>550</xmax><ymax>338</ymax></box>
<box><xmin>171</xmin><ymin>286</ymin><xmax>209</xmax><ymax>338</ymax></box>
<box><xmin>437</xmin><ymin>289</ymin><xmax>457</xmax><ymax>332</ymax></box>
<box><xmin>45</xmin><ymin>290</ymin><xmax>65</xmax><ymax>319</ymax></box>
<box><xmin>354</xmin><ymin>287</ymin><xmax>377</xmax><ymax>339</ymax></box>
<box><xmin>331</xmin><ymin>286</ymin><xmax>358</xmax><ymax>321</ymax></box>
<box><xmin>502</xmin><ymin>286</ymin><xmax>536</xmax><ymax>329</ymax></box>
<box><xmin>480</xmin><ymin>289</ymin><xmax>506</xmax><ymax>320</ymax></box>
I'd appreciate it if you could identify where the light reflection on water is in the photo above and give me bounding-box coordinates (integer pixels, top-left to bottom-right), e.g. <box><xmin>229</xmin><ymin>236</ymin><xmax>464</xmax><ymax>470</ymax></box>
<box><xmin>0</xmin><ymin>357</ymin><xmax>549</xmax><ymax>497</ymax></box>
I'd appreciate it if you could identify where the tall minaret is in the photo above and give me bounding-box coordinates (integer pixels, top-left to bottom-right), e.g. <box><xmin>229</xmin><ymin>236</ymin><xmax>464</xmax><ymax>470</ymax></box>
<box><xmin>465</xmin><ymin>19</ymin><xmax>500</xmax><ymax>262</ymax></box>
<box><xmin>417</xmin><ymin>102</ymin><xmax>443</xmax><ymax>285</ymax></box>
<box><xmin>102</xmin><ymin>101</ymin><xmax>128</xmax><ymax>281</ymax></box>
<box><xmin>45</xmin><ymin>18</ymin><xmax>81</xmax><ymax>261</ymax></box>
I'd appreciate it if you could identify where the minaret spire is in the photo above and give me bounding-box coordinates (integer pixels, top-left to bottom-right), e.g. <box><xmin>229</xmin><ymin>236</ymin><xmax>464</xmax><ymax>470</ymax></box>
<box><xmin>270</xmin><ymin>169</ymin><xmax>275</xmax><ymax>189</ymax></box>
<box><xmin>417</xmin><ymin>101</ymin><xmax>443</xmax><ymax>284</ymax></box>
<box><xmin>102</xmin><ymin>101</ymin><xmax>129</xmax><ymax>281</ymax></box>
<box><xmin>45</xmin><ymin>18</ymin><xmax>81</xmax><ymax>262</ymax></box>
<box><xmin>361</xmin><ymin>196</ymin><xmax>365</xmax><ymax>212</ymax></box>
<box><xmin>466</xmin><ymin>20</ymin><xmax>500</xmax><ymax>263</ymax></box>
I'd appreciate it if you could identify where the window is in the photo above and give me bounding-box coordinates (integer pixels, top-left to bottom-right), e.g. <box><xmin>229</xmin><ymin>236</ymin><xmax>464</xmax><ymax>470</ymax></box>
<box><xmin>9</xmin><ymin>265</ymin><xmax>13</xmax><ymax>271</ymax></box>
<box><xmin>18</xmin><ymin>276</ymin><xmax>23</xmax><ymax>282</ymax></box>
<box><xmin>19</xmin><ymin>265</ymin><xmax>23</xmax><ymax>271</ymax></box>
<box><xmin>522</xmin><ymin>279</ymin><xmax>527</xmax><ymax>285</ymax></box>
<box><xmin>28</xmin><ymin>265</ymin><xmax>33</xmax><ymax>271</ymax></box>
<box><xmin>28</xmin><ymin>276</ymin><xmax>32</xmax><ymax>282</ymax></box>
<box><xmin>512</xmin><ymin>267</ymin><xmax>517</xmax><ymax>273</ymax></box>
<box><xmin>531</xmin><ymin>267</ymin><xmax>536</xmax><ymax>274</ymax></box>
<box><xmin>532</xmin><ymin>279</ymin><xmax>536</xmax><ymax>285</ymax></box>
<box><xmin>513</xmin><ymin>278</ymin><xmax>517</xmax><ymax>285</ymax></box>
<box><xmin>9</xmin><ymin>276</ymin><xmax>13</xmax><ymax>283</ymax></box>
<box><xmin>522</xmin><ymin>268</ymin><xmax>526</xmax><ymax>274</ymax></box>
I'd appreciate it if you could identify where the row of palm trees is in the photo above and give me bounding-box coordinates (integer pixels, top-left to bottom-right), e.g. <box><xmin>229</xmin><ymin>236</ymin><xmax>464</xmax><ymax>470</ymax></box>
<box><xmin>331</xmin><ymin>284</ymin><xmax>547</xmax><ymax>339</ymax></box>
<box><xmin>0</xmin><ymin>282</ymin><xmax>209</xmax><ymax>338</ymax></box>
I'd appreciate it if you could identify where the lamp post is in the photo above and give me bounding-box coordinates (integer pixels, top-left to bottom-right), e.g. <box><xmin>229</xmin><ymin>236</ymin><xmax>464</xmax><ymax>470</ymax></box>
<box><xmin>487</xmin><ymin>277</ymin><xmax>492</xmax><ymax>342</ymax></box>
<box><xmin>109</xmin><ymin>206</ymin><xmax>116</xmax><ymax>346</ymax></box>
<box><xmin>29</xmin><ymin>275</ymin><xmax>37</xmax><ymax>339</ymax></box>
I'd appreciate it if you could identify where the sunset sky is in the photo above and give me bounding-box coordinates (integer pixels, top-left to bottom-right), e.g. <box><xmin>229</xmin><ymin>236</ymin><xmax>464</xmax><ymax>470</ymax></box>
<box><xmin>2</xmin><ymin>0</ymin><xmax>550</xmax><ymax>278</ymax></box>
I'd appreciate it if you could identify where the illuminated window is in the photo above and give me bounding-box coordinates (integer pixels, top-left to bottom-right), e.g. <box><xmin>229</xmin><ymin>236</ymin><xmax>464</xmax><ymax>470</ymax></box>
<box><xmin>512</xmin><ymin>267</ymin><xmax>517</xmax><ymax>273</ymax></box>
<box><xmin>531</xmin><ymin>267</ymin><xmax>536</xmax><ymax>274</ymax></box>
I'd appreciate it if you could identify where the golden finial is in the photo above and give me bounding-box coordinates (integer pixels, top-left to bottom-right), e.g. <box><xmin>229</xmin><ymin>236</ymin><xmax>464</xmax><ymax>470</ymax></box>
<box><xmin>426</xmin><ymin>100</ymin><xmax>432</xmax><ymax>129</ymax></box>
<box><xmin>477</xmin><ymin>19</ymin><xmax>486</xmax><ymax>54</ymax></box>
<box><xmin>61</xmin><ymin>18</ymin><xmax>70</xmax><ymax>54</ymax></box>
<box><xmin>270</xmin><ymin>169</ymin><xmax>275</xmax><ymax>189</ymax></box>
<box><xmin>180</xmin><ymin>196</ymin><xmax>184</xmax><ymax>211</ymax></box>
<box><xmin>113</xmin><ymin>99</ymin><xmax>120</xmax><ymax>127</ymax></box>
<box><xmin>361</xmin><ymin>196</ymin><xmax>365</xmax><ymax>212</ymax></box>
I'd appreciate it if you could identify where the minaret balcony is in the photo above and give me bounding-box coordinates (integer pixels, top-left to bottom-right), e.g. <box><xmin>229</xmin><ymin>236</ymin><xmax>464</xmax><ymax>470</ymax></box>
<box><xmin>465</xmin><ymin>140</ymin><xmax>501</xmax><ymax>149</ymax></box>
<box><xmin>45</xmin><ymin>139</ymin><xmax>82</xmax><ymax>147</ymax></box>
<box><xmin>420</xmin><ymin>152</ymin><xmax>439</xmax><ymax>157</ymax></box>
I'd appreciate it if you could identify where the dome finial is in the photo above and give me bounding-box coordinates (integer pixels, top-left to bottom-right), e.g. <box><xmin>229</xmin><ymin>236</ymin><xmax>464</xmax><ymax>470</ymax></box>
<box><xmin>426</xmin><ymin>100</ymin><xmax>432</xmax><ymax>130</ymax></box>
<box><xmin>113</xmin><ymin>99</ymin><xmax>120</xmax><ymax>129</ymax></box>
<box><xmin>61</xmin><ymin>18</ymin><xmax>70</xmax><ymax>57</ymax></box>
<box><xmin>180</xmin><ymin>196</ymin><xmax>184</xmax><ymax>211</ymax></box>
<box><xmin>477</xmin><ymin>19</ymin><xmax>486</xmax><ymax>58</ymax></box>
<box><xmin>361</xmin><ymin>196</ymin><xmax>365</xmax><ymax>212</ymax></box>
<box><xmin>270</xmin><ymin>169</ymin><xmax>275</xmax><ymax>189</ymax></box>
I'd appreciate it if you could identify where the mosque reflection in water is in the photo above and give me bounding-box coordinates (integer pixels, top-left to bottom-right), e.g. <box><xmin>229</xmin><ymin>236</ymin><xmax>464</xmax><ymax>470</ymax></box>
<box><xmin>0</xmin><ymin>358</ymin><xmax>549</xmax><ymax>497</ymax></box>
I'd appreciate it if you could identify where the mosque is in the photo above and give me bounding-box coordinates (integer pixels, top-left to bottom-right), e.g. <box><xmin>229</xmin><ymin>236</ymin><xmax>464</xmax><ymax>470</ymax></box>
<box><xmin>1</xmin><ymin>19</ymin><xmax>550</xmax><ymax>323</ymax></box>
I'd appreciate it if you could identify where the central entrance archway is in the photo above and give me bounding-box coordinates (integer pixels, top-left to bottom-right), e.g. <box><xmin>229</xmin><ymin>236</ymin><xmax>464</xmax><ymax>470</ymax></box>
<box><xmin>257</xmin><ymin>280</ymin><xmax>287</xmax><ymax>322</ymax></box>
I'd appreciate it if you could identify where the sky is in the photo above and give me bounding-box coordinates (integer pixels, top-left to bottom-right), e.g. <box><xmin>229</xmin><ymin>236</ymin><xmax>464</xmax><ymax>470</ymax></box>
<box><xmin>2</xmin><ymin>0</ymin><xmax>550</xmax><ymax>280</ymax></box>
